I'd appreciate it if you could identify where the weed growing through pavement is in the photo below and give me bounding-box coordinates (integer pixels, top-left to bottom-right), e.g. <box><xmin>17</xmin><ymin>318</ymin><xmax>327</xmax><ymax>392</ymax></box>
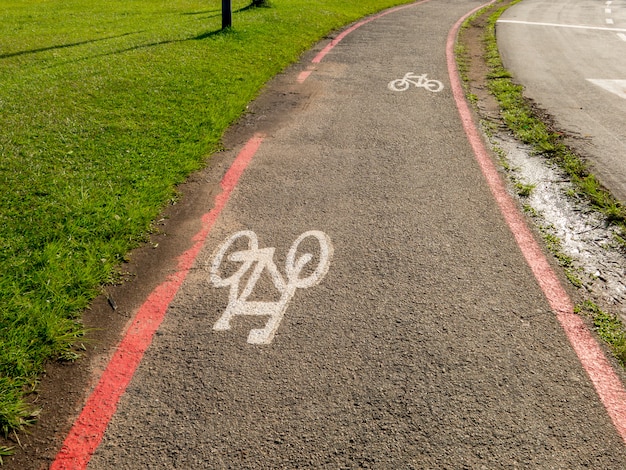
<box><xmin>481</xmin><ymin>2</ymin><xmax>626</xmax><ymax>232</ymax></box>
<box><xmin>576</xmin><ymin>301</ymin><xmax>626</xmax><ymax>366</ymax></box>
<box><xmin>514</xmin><ymin>182</ymin><xmax>535</xmax><ymax>198</ymax></box>
<box><xmin>457</xmin><ymin>0</ymin><xmax>626</xmax><ymax>364</ymax></box>
<box><xmin>0</xmin><ymin>446</ymin><xmax>14</xmax><ymax>464</ymax></box>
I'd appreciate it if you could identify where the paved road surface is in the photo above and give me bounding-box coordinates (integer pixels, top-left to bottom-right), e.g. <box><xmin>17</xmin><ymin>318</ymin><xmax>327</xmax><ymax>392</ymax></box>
<box><xmin>52</xmin><ymin>0</ymin><xmax>626</xmax><ymax>468</ymax></box>
<box><xmin>498</xmin><ymin>0</ymin><xmax>626</xmax><ymax>202</ymax></box>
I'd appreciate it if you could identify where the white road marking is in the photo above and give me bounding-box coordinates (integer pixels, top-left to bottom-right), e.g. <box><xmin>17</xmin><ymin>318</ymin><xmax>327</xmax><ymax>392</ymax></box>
<box><xmin>618</xmin><ymin>33</ymin><xmax>626</xmax><ymax>41</ymax></box>
<box><xmin>606</xmin><ymin>8</ymin><xmax>612</xmax><ymax>14</ymax></box>
<box><xmin>388</xmin><ymin>72</ymin><xmax>443</xmax><ymax>92</ymax></box>
<box><xmin>587</xmin><ymin>79</ymin><xmax>626</xmax><ymax>100</ymax></box>
<box><xmin>210</xmin><ymin>230</ymin><xmax>333</xmax><ymax>344</ymax></box>
<box><xmin>607</xmin><ymin>18</ymin><xmax>615</xmax><ymax>25</ymax></box>
<box><xmin>497</xmin><ymin>19</ymin><xmax>626</xmax><ymax>33</ymax></box>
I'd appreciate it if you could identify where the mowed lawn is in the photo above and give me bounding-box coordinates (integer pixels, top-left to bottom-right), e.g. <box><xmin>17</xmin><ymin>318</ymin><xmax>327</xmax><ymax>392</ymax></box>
<box><xmin>0</xmin><ymin>0</ymin><xmax>415</xmax><ymax>435</ymax></box>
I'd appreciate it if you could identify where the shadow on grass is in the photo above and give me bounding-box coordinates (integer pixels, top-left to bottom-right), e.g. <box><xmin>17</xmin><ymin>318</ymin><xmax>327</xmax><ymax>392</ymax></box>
<box><xmin>0</xmin><ymin>32</ymin><xmax>143</xmax><ymax>59</ymax></box>
<box><xmin>42</xmin><ymin>28</ymin><xmax>234</xmax><ymax>69</ymax></box>
<box><xmin>181</xmin><ymin>9</ymin><xmax>221</xmax><ymax>16</ymax></box>
<box><xmin>182</xmin><ymin>1</ymin><xmax>270</xmax><ymax>19</ymax></box>
<box><xmin>6</xmin><ymin>2</ymin><xmax>268</xmax><ymax>64</ymax></box>
<box><xmin>104</xmin><ymin>28</ymin><xmax>232</xmax><ymax>54</ymax></box>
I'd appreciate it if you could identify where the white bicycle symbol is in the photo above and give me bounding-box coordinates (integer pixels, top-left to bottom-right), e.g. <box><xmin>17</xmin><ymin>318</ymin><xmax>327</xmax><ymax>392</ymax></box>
<box><xmin>388</xmin><ymin>72</ymin><xmax>444</xmax><ymax>92</ymax></box>
<box><xmin>210</xmin><ymin>230</ymin><xmax>333</xmax><ymax>344</ymax></box>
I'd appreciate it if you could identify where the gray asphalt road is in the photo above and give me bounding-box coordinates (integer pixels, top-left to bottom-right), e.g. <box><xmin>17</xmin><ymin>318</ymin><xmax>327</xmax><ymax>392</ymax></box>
<box><xmin>497</xmin><ymin>0</ymin><xmax>626</xmax><ymax>202</ymax></box>
<box><xmin>85</xmin><ymin>1</ymin><xmax>626</xmax><ymax>468</ymax></box>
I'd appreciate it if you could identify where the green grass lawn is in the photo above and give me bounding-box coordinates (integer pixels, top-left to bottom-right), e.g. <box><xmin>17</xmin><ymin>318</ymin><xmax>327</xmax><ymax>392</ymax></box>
<box><xmin>0</xmin><ymin>0</ymin><xmax>415</xmax><ymax>434</ymax></box>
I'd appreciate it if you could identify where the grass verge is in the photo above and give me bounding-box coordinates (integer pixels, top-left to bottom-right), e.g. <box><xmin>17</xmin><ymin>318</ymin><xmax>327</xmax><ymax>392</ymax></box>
<box><xmin>0</xmin><ymin>447</ymin><xmax>12</xmax><ymax>465</ymax></box>
<box><xmin>457</xmin><ymin>0</ymin><xmax>626</xmax><ymax>366</ymax></box>
<box><xmin>480</xmin><ymin>1</ymin><xmax>626</xmax><ymax>231</ymax></box>
<box><xmin>0</xmin><ymin>0</ymin><xmax>416</xmax><ymax>436</ymax></box>
<box><xmin>576</xmin><ymin>301</ymin><xmax>626</xmax><ymax>366</ymax></box>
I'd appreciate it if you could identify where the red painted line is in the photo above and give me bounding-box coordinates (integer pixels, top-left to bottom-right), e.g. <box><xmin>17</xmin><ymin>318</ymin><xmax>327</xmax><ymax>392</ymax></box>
<box><xmin>299</xmin><ymin>0</ymin><xmax>431</xmax><ymax>83</ymax></box>
<box><xmin>50</xmin><ymin>134</ymin><xmax>264</xmax><ymax>470</ymax></box>
<box><xmin>297</xmin><ymin>70</ymin><xmax>313</xmax><ymax>84</ymax></box>
<box><xmin>446</xmin><ymin>2</ymin><xmax>626</xmax><ymax>443</ymax></box>
<box><xmin>48</xmin><ymin>3</ymin><xmax>626</xmax><ymax>466</ymax></box>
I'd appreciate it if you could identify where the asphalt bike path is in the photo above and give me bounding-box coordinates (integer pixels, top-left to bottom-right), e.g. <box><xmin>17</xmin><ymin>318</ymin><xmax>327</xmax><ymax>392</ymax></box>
<box><xmin>53</xmin><ymin>0</ymin><xmax>626</xmax><ymax>468</ymax></box>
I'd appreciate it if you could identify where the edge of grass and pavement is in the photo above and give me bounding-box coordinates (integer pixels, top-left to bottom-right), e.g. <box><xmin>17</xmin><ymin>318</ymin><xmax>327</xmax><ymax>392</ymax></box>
<box><xmin>0</xmin><ymin>0</ymin><xmax>418</xmax><ymax>451</ymax></box>
<box><xmin>457</xmin><ymin>0</ymin><xmax>626</xmax><ymax>367</ymax></box>
<box><xmin>3</xmin><ymin>0</ymin><xmax>625</xmax><ymax>462</ymax></box>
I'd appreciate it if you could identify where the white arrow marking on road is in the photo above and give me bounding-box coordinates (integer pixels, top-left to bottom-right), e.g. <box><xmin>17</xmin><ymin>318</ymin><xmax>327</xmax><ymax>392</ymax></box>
<box><xmin>587</xmin><ymin>79</ymin><xmax>626</xmax><ymax>100</ymax></box>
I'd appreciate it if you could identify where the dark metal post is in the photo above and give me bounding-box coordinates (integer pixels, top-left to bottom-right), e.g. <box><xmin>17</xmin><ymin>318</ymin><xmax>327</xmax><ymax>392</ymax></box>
<box><xmin>222</xmin><ymin>0</ymin><xmax>232</xmax><ymax>29</ymax></box>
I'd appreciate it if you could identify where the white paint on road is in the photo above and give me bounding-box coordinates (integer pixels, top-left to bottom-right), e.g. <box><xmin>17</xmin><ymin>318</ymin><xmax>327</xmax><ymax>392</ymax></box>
<box><xmin>618</xmin><ymin>33</ymin><xmax>626</xmax><ymax>41</ymax></box>
<box><xmin>587</xmin><ymin>79</ymin><xmax>626</xmax><ymax>100</ymax></box>
<box><xmin>210</xmin><ymin>230</ymin><xmax>333</xmax><ymax>344</ymax></box>
<box><xmin>605</xmin><ymin>1</ymin><xmax>614</xmax><ymax>26</ymax></box>
<box><xmin>497</xmin><ymin>19</ymin><xmax>626</xmax><ymax>33</ymax></box>
<box><xmin>388</xmin><ymin>72</ymin><xmax>443</xmax><ymax>92</ymax></box>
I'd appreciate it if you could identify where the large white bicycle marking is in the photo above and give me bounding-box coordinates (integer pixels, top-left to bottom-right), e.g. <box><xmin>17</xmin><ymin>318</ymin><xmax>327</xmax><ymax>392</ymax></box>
<box><xmin>210</xmin><ymin>230</ymin><xmax>333</xmax><ymax>344</ymax></box>
<box><xmin>388</xmin><ymin>72</ymin><xmax>444</xmax><ymax>92</ymax></box>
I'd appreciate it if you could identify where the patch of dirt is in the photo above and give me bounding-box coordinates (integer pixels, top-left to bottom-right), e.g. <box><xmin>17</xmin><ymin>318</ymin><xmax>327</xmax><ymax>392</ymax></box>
<box><xmin>0</xmin><ymin>43</ymin><xmax>325</xmax><ymax>469</ymax></box>
<box><xmin>3</xmin><ymin>1</ymin><xmax>624</xmax><ymax>467</ymax></box>
<box><xmin>458</xmin><ymin>1</ymin><xmax>626</xmax><ymax>322</ymax></box>
<box><xmin>458</xmin><ymin>5</ymin><xmax>502</xmax><ymax>122</ymax></box>
<box><xmin>0</xmin><ymin>163</ymin><xmax>229</xmax><ymax>469</ymax></box>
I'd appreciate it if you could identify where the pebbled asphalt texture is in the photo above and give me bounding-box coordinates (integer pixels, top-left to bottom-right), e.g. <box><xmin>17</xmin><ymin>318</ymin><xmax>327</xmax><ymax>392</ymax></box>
<box><xmin>83</xmin><ymin>1</ymin><xmax>626</xmax><ymax>468</ymax></box>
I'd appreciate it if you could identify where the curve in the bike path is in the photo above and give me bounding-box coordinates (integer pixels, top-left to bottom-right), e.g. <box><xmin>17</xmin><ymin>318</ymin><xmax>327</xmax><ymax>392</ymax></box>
<box><xmin>444</xmin><ymin>4</ymin><xmax>626</xmax><ymax>443</ymax></box>
<box><xmin>53</xmin><ymin>0</ymin><xmax>626</xmax><ymax>468</ymax></box>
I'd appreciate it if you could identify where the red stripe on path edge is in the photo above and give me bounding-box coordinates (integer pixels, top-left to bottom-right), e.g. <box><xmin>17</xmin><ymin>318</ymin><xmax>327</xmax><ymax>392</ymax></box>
<box><xmin>446</xmin><ymin>3</ymin><xmax>626</xmax><ymax>443</ymax></box>
<box><xmin>50</xmin><ymin>134</ymin><xmax>264</xmax><ymax>469</ymax></box>
<box><xmin>298</xmin><ymin>0</ymin><xmax>432</xmax><ymax>83</ymax></box>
